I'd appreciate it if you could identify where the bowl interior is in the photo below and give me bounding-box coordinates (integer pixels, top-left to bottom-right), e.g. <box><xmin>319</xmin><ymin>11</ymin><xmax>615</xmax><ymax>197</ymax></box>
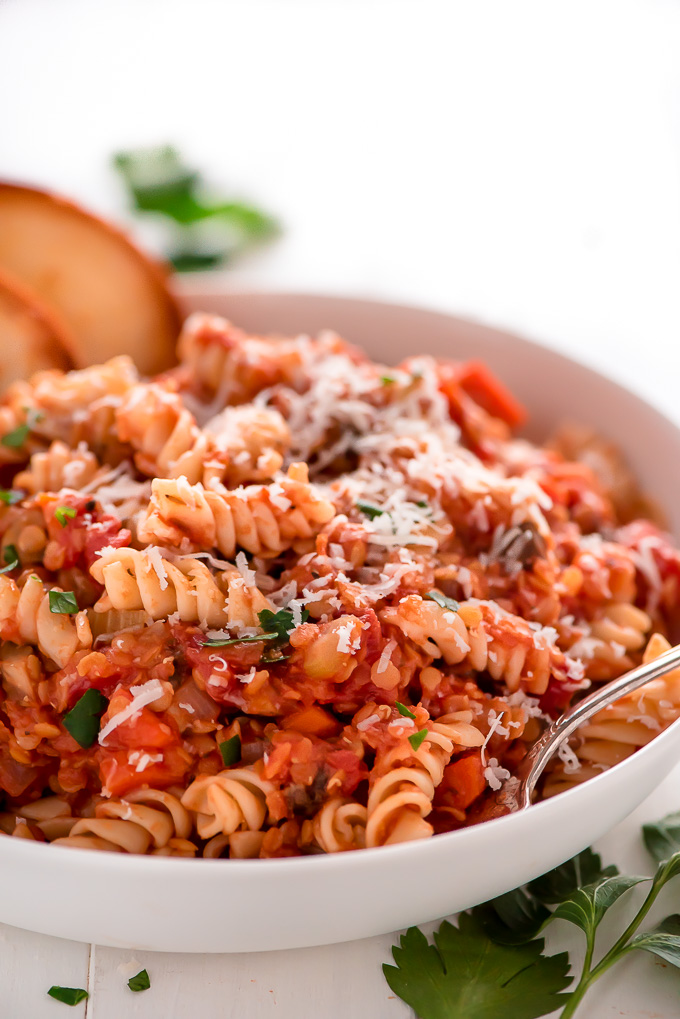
<box><xmin>2</xmin><ymin>288</ymin><xmax>679</xmax><ymax>953</ymax></box>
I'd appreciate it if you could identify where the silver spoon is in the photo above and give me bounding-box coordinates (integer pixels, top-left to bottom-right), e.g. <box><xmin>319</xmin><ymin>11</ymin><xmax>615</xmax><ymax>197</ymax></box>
<box><xmin>508</xmin><ymin>643</ymin><xmax>680</xmax><ymax>811</ymax></box>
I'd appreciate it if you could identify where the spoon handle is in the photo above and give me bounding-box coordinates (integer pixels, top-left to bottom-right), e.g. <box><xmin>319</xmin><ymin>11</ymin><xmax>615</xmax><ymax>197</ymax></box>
<box><xmin>517</xmin><ymin>643</ymin><xmax>680</xmax><ymax>809</ymax></box>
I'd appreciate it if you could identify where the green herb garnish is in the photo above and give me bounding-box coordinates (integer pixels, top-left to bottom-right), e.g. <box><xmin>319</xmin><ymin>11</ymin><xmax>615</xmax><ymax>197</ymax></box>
<box><xmin>47</xmin><ymin>986</ymin><xmax>89</xmax><ymax>1006</ymax></box>
<box><xmin>384</xmin><ymin>914</ymin><xmax>570</xmax><ymax>1019</ymax></box>
<box><xmin>356</xmin><ymin>502</ymin><xmax>384</xmax><ymax>520</ymax></box>
<box><xmin>415</xmin><ymin>500</ymin><xmax>429</xmax><ymax>509</ymax></box>
<box><xmin>385</xmin><ymin>817</ymin><xmax>680</xmax><ymax>1018</ymax></box>
<box><xmin>55</xmin><ymin>505</ymin><xmax>77</xmax><ymax>527</ymax></box>
<box><xmin>424</xmin><ymin>590</ymin><xmax>459</xmax><ymax>612</ymax></box>
<box><xmin>0</xmin><ymin>489</ymin><xmax>23</xmax><ymax>505</ymax></box>
<box><xmin>408</xmin><ymin>729</ymin><xmax>428</xmax><ymax>751</ymax></box>
<box><xmin>0</xmin><ymin>544</ymin><xmax>18</xmax><ymax>574</ymax></box>
<box><xmin>257</xmin><ymin>607</ymin><xmax>309</xmax><ymax>640</ymax></box>
<box><xmin>1</xmin><ymin>423</ymin><xmax>29</xmax><ymax>448</ymax></box>
<box><xmin>219</xmin><ymin>734</ymin><xmax>241</xmax><ymax>767</ymax></box>
<box><xmin>128</xmin><ymin>969</ymin><xmax>151</xmax><ymax>993</ymax></box>
<box><xmin>49</xmin><ymin>590</ymin><xmax>79</xmax><ymax>615</ymax></box>
<box><xmin>113</xmin><ymin>145</ymin><xmax>278</xmax><ymax>272</ymax></box>
<box><xmin>202</xmin><ymin>633</ymin><xmax>280</xmax><ymax>648</ymax></box>
<box><xmin>63</xmin><ymin>689</ymin><xmax>108</xmax><ymax>748</ymax></box>
<box><xmin>395</xmin><ymin>702</ymin><xmax>416</xmax><ymax>720</ymax></box>
<box><xmin>202</xmin><ymin>608</ymin><xmax>308</xmax><ymax>648</ymax></box>
<box><xmin>380</xmin><ymin>375</ymin><xmax>396</xmax><ymax>385</ymax></box>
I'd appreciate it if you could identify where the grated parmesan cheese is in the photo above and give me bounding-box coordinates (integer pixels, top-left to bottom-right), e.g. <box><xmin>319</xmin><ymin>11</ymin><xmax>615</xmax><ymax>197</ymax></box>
<box><xmin>483</xmin><ymin>758</ymin><xmax>512</xmax><ymax>791</ymax></box>
<box><xmin>235</xmin><ymin>551</ymin><xmax>256</xmax><ymax>587</ymax></box>
<box><xmin>98</xmin><ymin>679</ymin><xmax>166</xmax><ymax>745</ymax></box>
<box><xmin>376</xmin><ymin>639</ymin><xmax>397</xmax><ymax>674</ymax></box>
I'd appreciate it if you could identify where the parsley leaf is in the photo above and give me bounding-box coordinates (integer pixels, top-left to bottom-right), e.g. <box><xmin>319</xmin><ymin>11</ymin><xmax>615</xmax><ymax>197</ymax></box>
<box><xmin>380</xmin><ymin>374</ymin><xmax>396</xmax><ymax>385</ymax></box>
<box><xmin>63</xmin><ymin>689</ymin><xmax>108</xmax><ymax>748</ymax></box>
<box><xmin>219</xmin><ymin>734</ymin><xmax>241</xmax><ymax>767</ymax></box>
<box><xmin>202</xmin><ymin>633</ymin><xmax>280</xmax><ymax>647</ymax></box>
<box><xmin>551</xmin><ymin>874</ymin><xmax>647</xmax><ymax>938</ymax></box>
<box><xmin>395</xmin><ymin>701</ymin><xmax>416</xmax><ymax>720</ymax></box>
<box><xmin>49</xmin><ymin>590</ymin><xmax>79</xmax><ymax>615</ymax></box>
<box><xmin>0</xmin><ymin>544</ymin><xmax>19</xmax><ymax>574</ymax></box>
<box><xmin>356</xmin><ymin>501</ymin><xmax>384</xmax><ymax>520</ymax></box>
<box><xmin>55</xmin><ymin>505</ymin><xmax>77</xmax><ymax>527</ymax></box>
<box><xmin>528</xmin><ymin>847</ymin><xmax>617</xmax><ymax>903</ymax></box>
<box><xmin>642</xmin><ymin>809</ymin><xmax>680</xmax><ymax>863</ymax></box>
<box><xmin>383</xmin><ymin>914</ymin><xmax>571</xmax><ymax>1019</ymax></box>
<box><xmin>424</xmin><ymin>590</ymin><xmax>459</xmax><ymax>612</ymax></box>
<box><xmin>203</xmin><ymin>608</ymin><xmax>309</xmax><ymax>649</ymax></box>
<box><xmin>630</xmin><ymin>914</ymin><xmax>680</xmax><ymax>968</ymax></box>
<box><xmin>408</xmin><ymin>728</ymin><xmax>428</xmax><ymax>751</ymax></box>
<box><xmin>0</xmin><ymin>489</ymin><xmax>23</xmax><ymax>505</ymax></box>
<box><xmin>258</xmin><ymin>607</ymin><xmax>309</xmax><ymax>640</ymax></box>
<box><xmin>47</xmin><ymin>986</ymin><xmax>89</xmax><ymax>1006</ymax></box>
<box><xmin>113</xmin><ymin>145</ymin><xmax>278</xmax><ymax>272</ymax></box>
<box><xmin>474</xmin><ymin>888</ymin><xmax>551</xmax><ymax>946</ymax></box>
<box><xmin>128</xmin><ymin>969</ymin><xmax>151</xmax><ymax>992</ymax></box>
<box><xmin>1</xmin><ymin>423</ymin><xmax>29</xmax><ymax>448</ymax></box>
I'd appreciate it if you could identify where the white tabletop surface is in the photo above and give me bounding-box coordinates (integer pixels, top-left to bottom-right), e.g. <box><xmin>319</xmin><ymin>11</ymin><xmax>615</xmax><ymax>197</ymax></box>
<box><xmin>1</xmin><ymin>0</ymin><xmax>680</xmax><ymax>1015</ymax></box>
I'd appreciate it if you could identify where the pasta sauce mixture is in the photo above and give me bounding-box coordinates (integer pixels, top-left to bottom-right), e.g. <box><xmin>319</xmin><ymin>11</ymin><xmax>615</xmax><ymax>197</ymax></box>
<box><xmin>0</xmin><ymin>313</ymin><xmax>678</xmax><ymax>858</ymax></box>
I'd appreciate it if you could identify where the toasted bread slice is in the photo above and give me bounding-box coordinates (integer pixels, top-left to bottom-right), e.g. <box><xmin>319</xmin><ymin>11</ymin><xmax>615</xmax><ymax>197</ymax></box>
<box><xmin>0</xmin><ymin>267</ymin><xmax>73</xmax><ymax>389</ymax></box>
<box><xmin>0</xmin><ymin>183</ymin><xmax>181</xmax><ymax>375</ymax></box>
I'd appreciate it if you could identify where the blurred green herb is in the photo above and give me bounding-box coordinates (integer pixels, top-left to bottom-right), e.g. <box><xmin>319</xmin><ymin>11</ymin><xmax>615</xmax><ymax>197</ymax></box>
<box><xmin>113</xmin><ymin>145</ymin><xmax>279</xmax><ymax>271</ymax></box>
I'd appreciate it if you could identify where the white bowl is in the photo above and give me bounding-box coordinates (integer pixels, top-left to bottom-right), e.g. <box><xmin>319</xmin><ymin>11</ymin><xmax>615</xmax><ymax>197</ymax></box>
<box><xmin>1</xmin><ymin>289</ymin><xmax>679</xmax><ymax>953</ymax></box>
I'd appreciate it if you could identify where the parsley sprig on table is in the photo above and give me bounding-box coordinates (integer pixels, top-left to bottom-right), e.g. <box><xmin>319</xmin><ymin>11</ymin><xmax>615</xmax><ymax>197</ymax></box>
<box><xmin>384</xmin><ymin>813</ymin><xmax>680</xmax><ymax>1018</ymax></box>
<box><xmin>113</xmin><ymin>145</ymin><xmax>279</xmax><ymax>271</ymax></box>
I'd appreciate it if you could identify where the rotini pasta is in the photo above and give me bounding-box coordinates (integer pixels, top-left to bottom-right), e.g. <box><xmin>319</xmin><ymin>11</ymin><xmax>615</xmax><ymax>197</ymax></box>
<box><xmin>0</xmin><ymin>311</ymin><xmax>677</xmax><ymax>860</ymax></box>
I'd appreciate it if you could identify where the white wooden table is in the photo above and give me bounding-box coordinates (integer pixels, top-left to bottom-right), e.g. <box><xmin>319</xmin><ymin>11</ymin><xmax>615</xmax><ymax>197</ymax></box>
<box><xmin>2</xmin><ymin>0</ymin><xmax>680</xmax><ymax>1015</ymax></box>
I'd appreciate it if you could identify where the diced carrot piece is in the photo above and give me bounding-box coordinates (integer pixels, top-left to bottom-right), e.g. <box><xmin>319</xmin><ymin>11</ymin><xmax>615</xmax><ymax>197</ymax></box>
<box><xmin>281</xmin><ymin>705</ymin><xmax>341</xmax><ymax>738</ymax></box>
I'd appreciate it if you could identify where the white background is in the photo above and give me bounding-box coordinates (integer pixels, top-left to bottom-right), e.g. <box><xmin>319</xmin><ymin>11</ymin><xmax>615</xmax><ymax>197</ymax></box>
<box><xmin>1</xmin><ymin>0</ymin><xmax>680</xmax><ymax>1015</ymax></box>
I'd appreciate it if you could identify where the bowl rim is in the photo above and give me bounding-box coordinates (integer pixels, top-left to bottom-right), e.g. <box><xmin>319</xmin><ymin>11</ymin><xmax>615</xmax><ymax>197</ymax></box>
<box><xmin>3</xmin><ymin>287</ymin><xmax>678</xmax><ymax>878</ymax></box>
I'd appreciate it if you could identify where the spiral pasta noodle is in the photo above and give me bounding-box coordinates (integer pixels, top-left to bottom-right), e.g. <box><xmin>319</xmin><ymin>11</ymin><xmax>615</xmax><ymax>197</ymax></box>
<box><xmin>137</xmin><ymin>467</ymin><xmax>335</xmax><ymax>559</ymax></box>
<box><xmin>14</xmin><ymin>440</ymin><xmax>102</xmax><ymax>495</ymax></box>
<box><xmin>180</xmin><ymin>767</ymin><xmax>273</xmax><ymax>840</ymax></box>
<box><xmin>543</xmin><ymin>632</ymin><xmax>680</xmax><ymax>797</ymax></box>
<box><xmin>90</xmin><ymin>547</ymin><xmax>271</xmax><ymax>628</ymax></box>
<box><xmin>0</xmin><ymin>309</ymin><xmax>677</xmax><ymax>860</ymax></box>
<box><xmin>0</xmin><ymin>574</ymin><xmax>92</xmax><ymax>668</ymax></box>
<box><xmin>381</xmin><ymin>595</ymin><xmax>569</xmax><ymax>695</ymax></box>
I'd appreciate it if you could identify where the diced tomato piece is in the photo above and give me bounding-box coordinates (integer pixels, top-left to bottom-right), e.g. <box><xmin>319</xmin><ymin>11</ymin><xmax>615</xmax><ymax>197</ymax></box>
<box><xmin>98</xmin><ymin>745</ymin><xmax>190</xmax><ymax>797</ymax></box>
<box><xmin>455</xmin><ymin>361</ymin><xmax>527</xmax><ymax>428</ymax></box>
<box><xmin>440</xmin><ymin>750</ymin><xmax>487</xmax><ymax>809</ymax></box>
<box><xmin>99</xmin><ymin>688</ymin><xmax>177</xmax><ymax>750</ymax></box>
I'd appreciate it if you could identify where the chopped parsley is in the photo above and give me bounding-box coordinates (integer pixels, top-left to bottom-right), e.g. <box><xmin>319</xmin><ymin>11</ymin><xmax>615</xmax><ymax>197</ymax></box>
<box><xmin>202</xmin><ymin>608</ymin><xmax>308</xmax><ymax>648</ymax></box>
<box><xmin>395</xmin><ymin>702</ymin><xmax>416</xmax><ymax>720</ymax></box>
<box><xmin>202</xmin><ymin>633</ymin><xmax>280</xmax><ymax>648</ymax></box>
<box><xmin>257</xmin><ymin>607</ymin><xmax>309</xmax><ymax>640</ymax></box>
<box><xmin>424</xmin><ymin>590</ymin><xmax>459</xmax><ymax>612</ymax></box>
<box><xmin>219</xmin><ymin>734</ymin><xmax>241</xmax><ymax>767</ymax></box>
<box><xmin>408</xmin><ymin>729</ymin><xmax>428</xmax><ymax>751</ymax></box>
<box><xmin>55</xmin><ymin>505</ymin><xmax>77</xmax><ymax>527</ymax></box>
<box><xmin>380</xmin><ymin>374</ymin><xmax>396</xmax><ymax>385</ymax></box>
<box><xmin>0</xmin><ymin>489</ymin><xmax>23</xmax><ymax>505</ymax></box>
<box><xmin>1</xmin><ymin>423</ymin><xmax>29</xmax><ymax>448</ymax></box>
<box><xmin>63</xmin><ymin>689</ymin><xmax>108</xmax><ymax>748</ymax></box>
<box><xmin>0</xmin><ymin>544</ymin><xmax>18</xmax><ymax>574</ymax></box>
<box><xmin>127</xmin><ymin>969</ymin><xmax>151</xmax><ymax>993</ymax></box>
<box><xmin>49</xmin><ymin>590</ymin><xmax>79</xmax><ymax>615</ymax></box>
<box><xmin>356</xmin><ymin>502</ymin><xmax>384</xmax><ymax>520</ymax></box>
<box><xmin>47</xmin><ymin>986</ymin><xmax>89</xmax><ymax>1006</ymax></box>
